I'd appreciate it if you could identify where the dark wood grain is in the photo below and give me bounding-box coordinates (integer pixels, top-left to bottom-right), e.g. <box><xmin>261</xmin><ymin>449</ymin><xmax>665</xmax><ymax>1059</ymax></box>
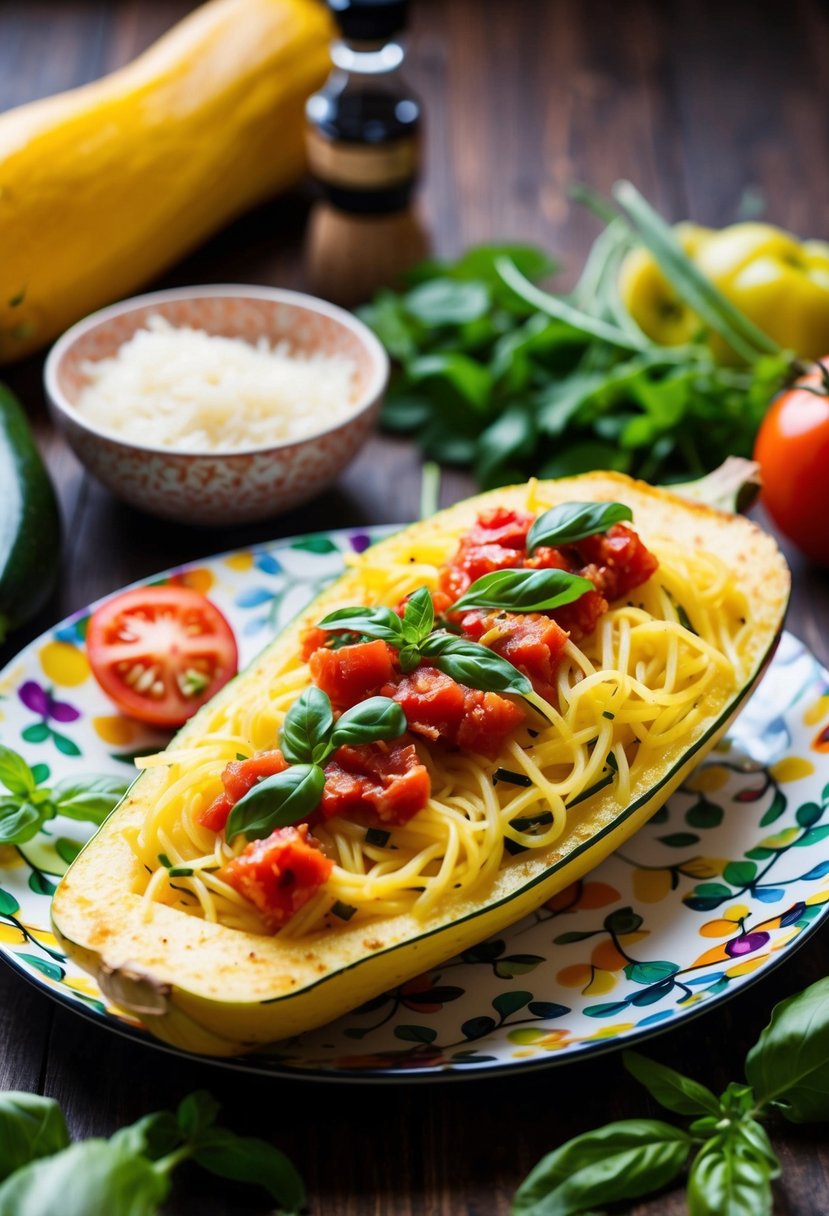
<box><xmin>1</xmin><ymin>1</ymin><xmax>829</xmax><ymax>1213</ymax></box>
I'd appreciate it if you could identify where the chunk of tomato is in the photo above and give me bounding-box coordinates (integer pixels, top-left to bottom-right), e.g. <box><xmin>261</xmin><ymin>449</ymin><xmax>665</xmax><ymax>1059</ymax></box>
<box><xmin>198</xmin><ymin>750</ymin><xmax>289</xmax><ymax>833</ymax></box>
<box><xmin>321</xmin><ymin>740</ymin><xmax>431</xmax><ymax>825</ymax></box>
<box><xmin>309</xmin><ymin>639</ymin><xmax>396</xmax><ymax>708</ymax></box>
<box><xmin>220</xmin><ymin>824</ymin><xmax>333</xmax><ymax>933</ymax></box>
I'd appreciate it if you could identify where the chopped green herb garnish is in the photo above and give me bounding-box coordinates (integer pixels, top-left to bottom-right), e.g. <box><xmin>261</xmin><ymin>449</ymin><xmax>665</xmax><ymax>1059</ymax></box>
<box><xmin>509</xmin><ymin>811</ymin><xmax>555</xmax><ymax>832</ymax></box>
<box><xmin>365</xmin><ymin>827</ymin><xmax>391</xmax><ymax>847</ymax></box>
<box><xmin>157</xmin><ymin>852</ymin><xmax>173</xmax><ymax>869</ymax></box>
<box><xmin>494</xmin><ymin>767</ymin><xmax>533</xmax><ymax>787</ymax></box>
<box><xmin>606</xmin><ymin>752</ymin><xmax>619</xmax><ymax>771</ymax></box>
<box><xmin>566</xmin><ymin>772</ymin><xmax>615</xmax><ymax>808</ymax></box>
<box><xmin>676</xmin><ymin>603</ymin><xmax>697</xmax><ymax>634</ymax></box>
<box><xmin>168</xmin><ymin>866</ymin><xmax>194</xmax><ymax>878</ymax></box>
<box><xmin>235</xmin><ymin>752</ymin><xmax>248</xmax><ymax>761</ymax></box>
<box><xmin>331</xmin><ymin>900</ymin><xmax>357</xmax><ymax>922</ymax></box>
<box><xmin>602</xmin><ymin>710</ymin><xmax>615</xmax><ymax>720</ymax></box>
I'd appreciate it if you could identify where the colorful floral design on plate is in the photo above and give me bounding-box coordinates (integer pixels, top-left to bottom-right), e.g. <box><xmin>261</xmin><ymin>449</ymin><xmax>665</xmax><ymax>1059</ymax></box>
<box><xmin>0</xmin><ymin>527</ymin><xmax>828</xmax><ymax>1081</ymax></box>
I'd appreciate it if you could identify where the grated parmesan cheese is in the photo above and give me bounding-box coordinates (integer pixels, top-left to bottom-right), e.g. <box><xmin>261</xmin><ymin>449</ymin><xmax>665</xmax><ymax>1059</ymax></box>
<box><xmin>75</xmin><ymin>315</ymin><xmax>360</xmax><ymax>452</ymax></box>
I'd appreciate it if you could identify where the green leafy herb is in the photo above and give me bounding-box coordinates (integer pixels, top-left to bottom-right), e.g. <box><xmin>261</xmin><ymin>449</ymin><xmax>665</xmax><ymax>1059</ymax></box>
<box><xmin>514</xmin><ymin>977</ymin><xmax>829</xmax><ymax>1215</ymax></box>
<box><xmin>365</xmin><ymin>827</ymin><xmax>391</xmax><ymax>847</ymax></box>
<box><xmin>0</xmin><ymin>748</ymin><xmax>129</xmax><ymax>845</ymax></box>
<box><xmin>225</xmin><ymin>764</ymin><xmax>325</xmax><ymax>843</ymax></box>
<box><xmin>526</xmin><ymin>500</ymin><xmax>634</xmax><ymax>551</ymax></box>
<box><xmin>493</xmin><ymin>768</ymin><xmax>533</xmax><ymax>787</ymax></box>
<box><xmin>359</xmin><ymin>188</ymin><xmax>794</xmax><ymax>489</ymax></box>
<box><xmin>0</xmin><ymin>1089</ymin><xmax>304</xmax><ymax>1216</ymax></box>
<box><xmin>449</xmin><ymin>568</ymin><xmax>594</xmax><ymax>614</ymax></box>
<box><xmin>318</xmin><ymin>588</ymin><xmax>533</xmax><ymax>698</ymax></box>
<box><xmin>225</xmin><ymin>687</ymin><xmax>406</xmax><ymax>843</ymax></box>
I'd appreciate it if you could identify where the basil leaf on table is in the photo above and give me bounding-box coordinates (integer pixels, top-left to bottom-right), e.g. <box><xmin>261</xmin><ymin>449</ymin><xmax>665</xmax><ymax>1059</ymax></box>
<box><xmin>687</xmin><ymin>1136</ymin><xmax>775</xmax><ymax>1216</ymax></box>
<box><xmin>225</xmin><ymin>765</ymin><xmax>326</xmax><ymax>843</ymax></box>
<box><xmin>420</xmin><ymin>633</ymin><xmax>532</xmax><ymax>696</ymax></box>
<box><xmin>513</xmin><ymin>1119</ymin><xmax>693</xmax><ymax>1216</ymax></box>
<box><xmin>192</xmin><ymin>1128</ymin><xmax>306</xmax><ymax>1215</ymax></box>
<box><xmin>0</xmin><ymin>1140</ymin><xmax>169</xmax><ymax>1216</ymax></box>
<box><xmin>317</xmin><ymin>605</ymin><xmax>404</xmax><ymax>646</ymax></box>
<box><xmin>0</xmin><ymin>1093</ymin><xmax>69</xmax><ymax>1182</ymax></box>
<box><xmin>280</xmin><ymin>686</ymin><xmax>335</xmax><ymax>766</ymax></box>
<box><xmin>403</xmin><ymin>279</ymin><xmax>491</xmax><ymax>326</ymax></box>
<box><xmin>623</xmin><ymin>1050</ymin><xmax>721</xmax><ymax>1117</ymax></box>
<box><xmin>330</xmin><ymin>697</ymin><xmax>407</xmax><ymax>750</ymax></box>
<box><xmin>744</xmin><ymin>976</ymin><xmax>829</xmax><ymax>1122</ymax></box>
<box><xmin>449</xmin><ymin>568</ymin><xmax>594</xmax><ymax>614</ymax></box>
<box><xmin>176</xmin><ymin>1091</ymin><xmax>220</xmax><ymax>1143</ymax></box>
<box><xmin>110</xmin><ymin>1113</ymin><xmax>180</xmax><ymax>1162</ymax></box>
<box><xmin>526</xmin><ymin>501</ymin><xmax>634</xmax><ymax>552</ymax></box>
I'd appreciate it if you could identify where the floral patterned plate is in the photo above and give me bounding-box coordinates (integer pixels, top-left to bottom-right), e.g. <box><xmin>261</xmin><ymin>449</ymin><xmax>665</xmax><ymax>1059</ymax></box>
<box><xmin>1</xmin><ymin>526</ymin><xmax>828</xmax><ymax>1081</ymax></box>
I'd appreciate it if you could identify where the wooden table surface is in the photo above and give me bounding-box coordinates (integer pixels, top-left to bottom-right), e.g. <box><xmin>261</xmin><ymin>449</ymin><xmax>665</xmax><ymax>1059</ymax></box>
<box><xmin>2</xmin><ymin>2</ymin><xmax>829</xmax><ymax>1212</ymax></box>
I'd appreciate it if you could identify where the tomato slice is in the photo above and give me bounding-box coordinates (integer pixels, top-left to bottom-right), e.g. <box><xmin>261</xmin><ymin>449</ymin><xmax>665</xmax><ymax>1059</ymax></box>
<box><xmin>86</xmin><ymin>586</ymin><xmax>238</xmax><ymax>727</ymax></box>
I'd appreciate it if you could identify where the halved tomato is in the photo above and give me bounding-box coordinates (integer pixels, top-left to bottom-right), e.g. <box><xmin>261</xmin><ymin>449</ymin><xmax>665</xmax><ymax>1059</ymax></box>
<box><xmin>86</xmin><ymin>586</ymin><xmax>238</xmax><ymax>728</ymax></box>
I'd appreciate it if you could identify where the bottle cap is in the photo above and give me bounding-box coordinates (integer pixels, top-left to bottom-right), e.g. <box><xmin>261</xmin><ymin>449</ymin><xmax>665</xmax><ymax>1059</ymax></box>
<box><xmin>328</xmin><ymin>0</ymin><xmax>409</xmax><ymax>42</ymax></box>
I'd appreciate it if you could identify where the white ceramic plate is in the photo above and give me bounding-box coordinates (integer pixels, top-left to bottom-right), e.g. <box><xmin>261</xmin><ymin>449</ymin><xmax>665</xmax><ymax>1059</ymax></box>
<box><xmin>1</xmin><ymin>526</ymin><xmax>828</xmax><ymax>1080</ymax></box>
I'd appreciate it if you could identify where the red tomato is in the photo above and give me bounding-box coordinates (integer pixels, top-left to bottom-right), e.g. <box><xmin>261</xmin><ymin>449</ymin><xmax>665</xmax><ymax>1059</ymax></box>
<box><xmin>86</xmin><ymin>586</ymin><xmax>238</xmax><ymax>727</ymax></box>
<box><xmin>754</xmin><ymin>363</ymin><xmax>829</xmax><ymax>565</ymax></box>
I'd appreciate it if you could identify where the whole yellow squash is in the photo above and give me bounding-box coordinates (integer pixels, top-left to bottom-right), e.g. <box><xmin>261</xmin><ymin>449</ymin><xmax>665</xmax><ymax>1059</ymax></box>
<box><xmin>0</xmin><ymin>0</ymin><xmax>333</xmax><ymax>364</ymax></box>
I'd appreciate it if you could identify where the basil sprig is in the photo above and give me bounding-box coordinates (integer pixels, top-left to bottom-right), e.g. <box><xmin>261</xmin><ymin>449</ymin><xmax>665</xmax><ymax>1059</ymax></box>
<box><xmin>514</xmin><ymin>977</ymin><xmax>829</xmax><ymax>1215</ymax></box>
<box><xmin>0</xmin><ymin>1089</ymin><xmax>305</xmax><ymax>1216</ymax></box>
<box><xmin>525</xmin><ymin>499</ymin><xmax>634</xmax><ymax>553</ymax></box>
<box><xmin>225</xmin><ymin>688</ymin><xmax>407</xmax><ymax>843</ymax></box>
<box><xmin>0</xmin><ymin>744</ymin><xmax>129</xmax><ymax>846</ymax></box>
<box><xmin>317</xmin><ymin>586</ymin><xmax>532</xmax><ymax>696</ymax></box>
<box><xmin>448</xmin><ymin>568</ymin><xmax>594</xmax><ymax>614</ymax></box>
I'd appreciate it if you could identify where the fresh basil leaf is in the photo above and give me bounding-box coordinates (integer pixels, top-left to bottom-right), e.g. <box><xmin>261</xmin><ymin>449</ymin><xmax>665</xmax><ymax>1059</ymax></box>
<box><xmin>449</xmin><ymin>568</ymin><xmax>594</xmax><ymax>614</ymax></box>
<box><xmin>687</xmin><ymin>1137</ymin><xmax>773</xmax><ymax>1216</ymax></box>
<box><xmin>0</xmin><ymin>746</ymin><xmax>35</xmax><ymax>797</ymax></box>
<box><xmin>330</xmin><ymin>697</ymin><xmax>407</xmax><ymax>750</ymax></box>
<box><xmin>735</xmin><ymin>1120</ymin><xmax>780</xmax><ymax>1176</ymax></box>
<box><xmin>177</xmin><ymin>1091</ymin><xmax>220</xmax><ymax>1142</ymax></box>
<box><xmin>526</xmin><ymin>501</ymin><xmax>634</xmax><ymax>552</ymax></box>
<box><xmin>0</xmin><ymin>1093</ymin><xmax>69</xmax><ymax>1182</ymax></box>
<box><xmin>280</xmin><ymin>686</ymin><xmax>334</xmax><ymax>766</ymax></box>
<box><xmin>420</xmin><ymin>634</ymin><xmax>531</xmax><ymax>696</ymax></box>
<box><xmin>52</xmin><ymin>775</ymin><xmax>131</xmax><ymax>825</ymax></box>
<box><xmin>404</xmin><ymin>279</ymin><xmax>491</xmax><ymax>326</ymax></box>
<box><xmin>408</xmin><ymin>353</ymin><xmax>493</xmax><ymax>412</ymax></box>
<box><xmin>398</xmin><ymin>646</ymin><xmax>421</xmax><ymax>673</ymax></box>
<box><xmin>357</xmin><ymin>290</ymin><xmax>421</xmax><ymax>361</ymax></box>
<box><xmin>0</xmin><ymin>799</ymin><xmax>44</xmax><ymax>845</ymax></box>
<box><xmin>513</xmin><ymin>1119</ymin><xmax>692</xmax><ymax>1216</ymax></box>
<box><xmin>744</xmin><ymin>976</ymin><xmax>829</xmax><ymax>1121</ymax></box>
<box><xmin>192</xmin><ymin>1127</ymin><xmax>306</xmax><ymax>1215</ymax></box>
<box><xmin>400</xmin><ymin>587</ymin><xmax>434</xmax><ymax>645</ymax></box>
<box><xmin>539</xmin><ymin>440</ymin><xmax>631</xmax><ymax>480</ymax></box>
<box><xmin>623</xmin><ymin>1050</ymin><xmax>720</xmax><ymax>1116</ymax></box>
<box><xmin>316</xmin><ymin>605</ymin><xmax>404</xmax><ymax>646</ymax></box>
<box><xmin>110</xmin><ymin>1113</ymin><xmax>180</xmax><ymax>1162</ymax></box>
<box><xmin>0</xmin><ymin>1140</ymin><xmax>169</xmax><ymax>1216</ymax></box>
<box><xmin>225</xmin><ymin>765</ymin><xmax>325</xmax><ymax>843</ymax></box>
<box><xmin>475</xmin><ymin>407</ymin><xmax>538</xmax><ymax>487</ymax></box>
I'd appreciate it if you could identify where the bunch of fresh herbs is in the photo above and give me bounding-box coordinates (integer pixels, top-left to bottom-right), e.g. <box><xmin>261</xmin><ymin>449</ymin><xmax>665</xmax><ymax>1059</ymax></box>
<box><xmin>0</xmin><ymin>1089</ymin><xmax>304</xmax><ymax>1215</ymax></box>
<box><xmin>360</xmin><ymin>182</ymin><xmax>793</xmax><ymax>487</ymax></box>
<box><xmin>513</xmin><ymin>976</ymin><xmax>829</xmax><ymax>1215</ymax></box>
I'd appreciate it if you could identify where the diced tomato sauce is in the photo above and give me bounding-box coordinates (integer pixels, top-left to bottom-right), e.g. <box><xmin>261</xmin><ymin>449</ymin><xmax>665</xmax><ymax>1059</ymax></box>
<box><xmin>321</xmin><ymin>739</ymin><xmax>431</xmax><ymax>825</ymax></box>
<box><xmin>310</xmin><ymin>639</ymin><xmax>396</xmax><ymax>708</ymax></box>
<box><xmin>388</xmin><ymin>665</ymin><xmax>525</xmax><ymax>758</ymax></box>
<box><xmin>198</xmin><ymin>750</ymin><xmax>288</xmax><ymax>833</ymax></box>
<box><xmin>460</xmin><ymin>610</ymin><xmax>570</xmax><ymax>702</ymax></box>
<box><xmin>572</xmin><ymin>523</ymin><xmax>659</xmax><ymax>601</ymax></box>
<box><xmin>220</xmin><ymin>824</ymin><xmax>333</xmax><ymax>933</ymax></box>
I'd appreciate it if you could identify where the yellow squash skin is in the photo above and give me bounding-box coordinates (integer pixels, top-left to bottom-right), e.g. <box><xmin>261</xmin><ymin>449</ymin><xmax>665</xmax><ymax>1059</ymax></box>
<box><xmin>51</xmin><ymin>474</ymin><xmax>790</xmax><ymax>1057</ymax></box>
<box><xmin>0</xmin><ymin>0</ymin><xmax>333</xmax><ymax>364</ymax></box>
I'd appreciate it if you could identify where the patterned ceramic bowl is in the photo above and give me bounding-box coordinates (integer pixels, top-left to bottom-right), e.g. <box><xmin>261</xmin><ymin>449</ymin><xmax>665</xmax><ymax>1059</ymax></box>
<box><xmin>44</xmin><ymin>285</ymin><xmax>389</xmax><ymax>526</ymax></box>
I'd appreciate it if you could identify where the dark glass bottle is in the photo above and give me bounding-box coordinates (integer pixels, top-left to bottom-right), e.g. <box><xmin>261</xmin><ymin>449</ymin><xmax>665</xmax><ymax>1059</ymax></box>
<box><xmin>305</xmin><ymin>0</ymin><xmax>428</xmax><ymax>304</ymax></box>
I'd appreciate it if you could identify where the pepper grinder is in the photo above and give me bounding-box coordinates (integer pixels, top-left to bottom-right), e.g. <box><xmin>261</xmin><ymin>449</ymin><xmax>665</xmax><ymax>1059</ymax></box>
<box><xmin>305</xmin><ymin>0</ymin><xmax>428</xmax><ymax>306</ymax></box>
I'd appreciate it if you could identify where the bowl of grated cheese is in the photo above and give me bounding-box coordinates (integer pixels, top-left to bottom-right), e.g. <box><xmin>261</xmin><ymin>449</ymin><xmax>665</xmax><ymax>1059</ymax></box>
<box><xmin>44</xmin><ymin>285</ymin><xmax>389</xmax><ymax>525</ymax></box>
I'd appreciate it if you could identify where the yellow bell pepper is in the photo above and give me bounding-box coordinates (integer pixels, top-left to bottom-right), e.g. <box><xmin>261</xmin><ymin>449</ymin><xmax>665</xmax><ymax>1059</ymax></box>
<box><xmin>619</xmin><ymin>220</ymin><xmax>829</xmax><ymax>361</ymax></box>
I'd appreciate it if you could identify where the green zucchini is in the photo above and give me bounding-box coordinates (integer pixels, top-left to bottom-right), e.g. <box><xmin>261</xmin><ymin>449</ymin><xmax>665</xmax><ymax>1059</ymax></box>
<box><xmin>51</xmin><ymin>473</ymin><xmax>789</xmax><ymax>1057</ymax></box>
<box><xmin>0</xmin><ymin>384</ymin><xmax>61</xmax><ymax>643</ymax></box>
